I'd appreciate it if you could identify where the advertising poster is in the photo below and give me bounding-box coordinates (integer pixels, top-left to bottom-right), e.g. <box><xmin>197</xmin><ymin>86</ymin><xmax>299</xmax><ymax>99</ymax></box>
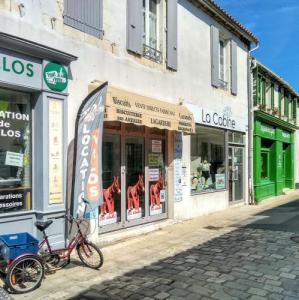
<box><xmin>148</xmin><ymin>168</ymin><xmax>159</xmax><ymax>181</ymax></box>
<box><xmin>152</xmin><ymin>140</ymin><xmax>162</xmax><ymax>153</ymax></box>
<box><xmin>49</xmin><ymin>99</ymin><xmax>63</xmax><ymax>204</ymax></box>
<box><xmin>174</xmin><ymin>132</ymin><xmax>183</xmax><ymax>202</ymax></box>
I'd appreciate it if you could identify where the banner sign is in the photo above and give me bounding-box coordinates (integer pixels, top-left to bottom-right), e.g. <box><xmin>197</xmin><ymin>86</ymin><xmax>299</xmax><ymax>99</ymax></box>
<box><xmin>71</xmin><ymin>82</ymin><xmax>108</xmax><ymax>216</ymax></box>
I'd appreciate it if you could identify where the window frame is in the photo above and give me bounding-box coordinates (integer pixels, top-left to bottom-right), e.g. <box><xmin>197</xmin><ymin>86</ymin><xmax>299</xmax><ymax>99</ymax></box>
<box><xmin>260</xmin><ymin>148</ymin><xmax>270</xmax><ymax>181</ymax></box>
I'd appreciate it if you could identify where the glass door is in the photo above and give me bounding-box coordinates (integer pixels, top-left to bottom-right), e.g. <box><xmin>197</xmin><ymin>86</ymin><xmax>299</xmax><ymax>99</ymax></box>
<box><xmin>125</xmin><ymin>136</ymin><xmax>145</xmax><ymax>221</ymax></box>
<box><xmin>228</xmin><ymin>146</ymin><xmax>244</xmax><ymax>203</ymax></box>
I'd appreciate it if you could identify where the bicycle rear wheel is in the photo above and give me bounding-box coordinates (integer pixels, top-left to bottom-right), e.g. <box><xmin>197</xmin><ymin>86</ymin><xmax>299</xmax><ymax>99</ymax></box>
<box><xmin>6</xmin><ymin>255</ymin><xmax>44</xmax><ymax>294</ymax></box>
<box><xmin>77</xmin><ymin>241</ymin><xmax>104</xmax><ymax>269</ymax></box>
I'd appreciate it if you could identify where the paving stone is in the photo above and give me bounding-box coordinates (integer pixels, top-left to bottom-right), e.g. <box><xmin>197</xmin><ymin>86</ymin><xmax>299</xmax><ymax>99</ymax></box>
<box><xmin>248</xmin><ymin>287</ymin><xmax>268</xmax><ymax>297</ymax></box>
<box><xmin>154</xmin><ymin>292</ymin><xmax>170</xmax><ymax>300</ymax></box>
<box><xmin>279</xmin><ymin>272</ymin><xmax>296</xmax><ymax>280</ymax></box>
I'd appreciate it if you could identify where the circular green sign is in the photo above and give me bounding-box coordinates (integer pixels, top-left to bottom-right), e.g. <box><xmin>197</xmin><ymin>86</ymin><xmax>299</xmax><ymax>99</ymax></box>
<box><xmin>43</xmin><ymin>62</ymin><xmax>68</xmax><ymax>92</ymax></box>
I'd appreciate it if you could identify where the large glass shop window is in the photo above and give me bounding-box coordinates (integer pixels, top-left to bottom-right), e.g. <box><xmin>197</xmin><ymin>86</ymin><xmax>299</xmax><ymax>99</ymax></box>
<box><xmin>148</xmin><ymin>137</ymin><xmax>166</xmax><ymax>216</ymax></box>
<box><xmin>100</xmin><ymin>133</ymin><xmax>121</xmax><ymax>226</ymax></box>
<box><xmin>191</xmin><ymin>126</ymin><xmax>225</xmax><ymax>193</ymax></box>
<box><xmin>0</xmin><ymin>88</ymin><xmax>31</xmax><ymax>213</ymax></box>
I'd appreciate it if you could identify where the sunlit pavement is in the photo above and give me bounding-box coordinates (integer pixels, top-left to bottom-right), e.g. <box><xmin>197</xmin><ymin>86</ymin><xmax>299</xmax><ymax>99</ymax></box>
<box><xmin>12</xmin><ymin>191</ymin><xmax>299</xmax><ymax>300</ymax></box>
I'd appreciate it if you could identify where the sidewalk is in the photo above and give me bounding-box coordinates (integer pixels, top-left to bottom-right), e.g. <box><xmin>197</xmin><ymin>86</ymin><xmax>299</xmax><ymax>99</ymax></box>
<box><xmin>12</xmin><ymin>191</ymin><xmax>299</xmax><ymax>300</ymax></box>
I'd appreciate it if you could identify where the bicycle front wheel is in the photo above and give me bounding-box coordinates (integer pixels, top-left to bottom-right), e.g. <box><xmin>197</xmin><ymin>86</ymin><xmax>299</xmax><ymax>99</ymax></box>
<box><xmin>77</xmin><ymin>241</ymin><xmax>104</xmax><ymax>269</ymax></box>
<box><xmin>6</xmin><ymin>255</ymin><xmax>44</xmax><ymax>294</ymax></box>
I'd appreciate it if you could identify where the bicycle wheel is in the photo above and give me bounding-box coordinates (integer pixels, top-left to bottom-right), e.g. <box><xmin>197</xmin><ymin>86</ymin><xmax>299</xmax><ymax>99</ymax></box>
<box><xmin>6</xmin><ymin>255</ymin><xmax>44</xmax><ymax>294</ymax></box>
<box><xmin>77</xmin><ymin>241</ymin><xmax>104</xmax><ymax>269</ymax></box>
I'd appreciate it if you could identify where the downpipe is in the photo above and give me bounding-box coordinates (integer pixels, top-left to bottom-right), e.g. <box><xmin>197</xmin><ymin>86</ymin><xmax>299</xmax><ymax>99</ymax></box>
<box><xmin>248</xmin><ymin>42</ymin><xmax>259</xmax><ymax>205</ymax></box>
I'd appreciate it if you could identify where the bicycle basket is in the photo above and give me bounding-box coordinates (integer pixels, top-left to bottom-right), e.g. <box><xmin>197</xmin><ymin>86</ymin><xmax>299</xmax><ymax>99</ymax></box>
<box><xmin>0</xmin><ymin>232</ymin><xmax>39</xmax><ymax>261</ymax></box>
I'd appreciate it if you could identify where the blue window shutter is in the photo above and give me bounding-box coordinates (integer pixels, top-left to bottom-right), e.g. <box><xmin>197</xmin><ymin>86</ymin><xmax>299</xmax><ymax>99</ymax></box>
<box><xmin>127</xmin><ymin>0</ymin><xmax>143</xmax><ymax>55</ymax></box>
<box><xmin>64</xmin><ymin>0</ymin><xmax>103</xmax><ymax>39</ymax></box>
<box><xmin>85</xmin><ymin>0</ymin><xmax>104</xmax><ymax>39</ymax></box>
<box><xmin>231</xmin><ymin>40</ymin><xmax>238</xmax><ymax>95</ymax></box>
<box><xmin>211</xmin><ymin>25</ymin><xmax>219</xmax><ymax>88</ymax></box>
<box><xmin>167</xmin><ymin>0</ymin><xmax>178</xmax><ymax>70</ymax></box>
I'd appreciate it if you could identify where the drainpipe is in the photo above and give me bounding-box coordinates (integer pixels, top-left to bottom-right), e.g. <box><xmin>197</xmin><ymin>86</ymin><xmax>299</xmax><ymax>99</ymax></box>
<box><xmin>248</xmin><ymin>42</ymin><xmax>259</xmax><ymax>205</ymax></box>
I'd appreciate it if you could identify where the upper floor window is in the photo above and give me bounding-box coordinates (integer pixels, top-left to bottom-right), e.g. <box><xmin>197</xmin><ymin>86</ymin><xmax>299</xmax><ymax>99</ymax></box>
<box><xmin>142</xmin><ymin>0</ymin><xmax>162</xmax><ymax>63</ymax></box>
<box><xmin>211</xmin><ymin>25</ymin><xmax>237</xmax><ymax>95</ymax></box>
<box><xmin>127</xmin><ymin>0</ymin><xmax>177</xmax><ymax>70</ymax></box>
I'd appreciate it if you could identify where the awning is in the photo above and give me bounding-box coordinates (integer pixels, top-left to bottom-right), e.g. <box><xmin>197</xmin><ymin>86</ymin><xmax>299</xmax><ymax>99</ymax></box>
<box><xmin>89</xmin><ymin>81</ymin><xmax>195</xmax><ymax>134</ymax></box>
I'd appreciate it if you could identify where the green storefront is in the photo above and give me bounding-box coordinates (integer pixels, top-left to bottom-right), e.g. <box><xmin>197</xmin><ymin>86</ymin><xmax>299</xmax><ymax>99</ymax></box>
<box><xmin>254</xmin><ymin>111</ymin><xmax>297</xmax><ymax>201</ymax></box>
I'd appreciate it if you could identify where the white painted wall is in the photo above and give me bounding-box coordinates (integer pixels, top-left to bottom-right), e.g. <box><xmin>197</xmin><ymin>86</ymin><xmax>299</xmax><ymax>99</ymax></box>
<box><xmin>0</xmin><ymin>0</ymin><xmax>250</xmax><ymax>220</ymax></box>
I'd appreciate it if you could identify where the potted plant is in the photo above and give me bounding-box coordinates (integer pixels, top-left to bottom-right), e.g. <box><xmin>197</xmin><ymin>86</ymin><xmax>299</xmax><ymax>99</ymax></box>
<box><xmin>272</xmin><ymin>107</ymin><xmax>279</xmax><ymax>115</ymax></box>
<box><xmin>258</xmin><ymin>103</ymin><xmax>266</xmax><ymax>111</ymax></box>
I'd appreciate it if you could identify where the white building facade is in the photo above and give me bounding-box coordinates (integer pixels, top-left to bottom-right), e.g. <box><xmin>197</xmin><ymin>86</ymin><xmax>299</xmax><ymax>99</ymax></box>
<box><xmin>0</xmin><ymin>0</ymin><xmax>257</xmax><ymax>244</ymax></box>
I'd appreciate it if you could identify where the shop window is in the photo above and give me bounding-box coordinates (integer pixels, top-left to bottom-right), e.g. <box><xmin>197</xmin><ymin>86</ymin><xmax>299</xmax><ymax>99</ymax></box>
<box><xmin>100</xmin><ymin>133</ymin><xmax>121</xmax><ymax>226</ymax></box>
<box><xmin>191</xmin><ymin>126</ymin><xmax>225</xmax><ymax>194</ymax></box>
<box><xmin>260</xmin><ymin>150</ymin><xmax>269</xmax><ymax>180</ymax></box>
<box><xmin>228</xmin><ymin>132</ymin><xmax>244</xmax><ymax>144</ymax></box>
<box><xmin>0</xmin><ymin>88</ymin><xmax>31</xmax><ymax>213</ymax></box>
<box><xmin>148</xmin><ymin>139</ymin><xmax>166</xmax><ymax>216</ymax></box>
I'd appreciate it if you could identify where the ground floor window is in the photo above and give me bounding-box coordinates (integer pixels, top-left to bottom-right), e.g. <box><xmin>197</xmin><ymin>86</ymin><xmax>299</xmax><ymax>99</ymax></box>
<box><xmin>0</xmin><ymin>88</ymin><xmax>31</xmax><ymax>213</ymax></box>
<box><xmin>191</xmin><ymin>125</ymin><xmax>225</xmax><ymax>193</ymax></box>
<box><xmin>99</xmin><ymin>122</ymin><xmax>167</xmax><ymax>229</ymax></box>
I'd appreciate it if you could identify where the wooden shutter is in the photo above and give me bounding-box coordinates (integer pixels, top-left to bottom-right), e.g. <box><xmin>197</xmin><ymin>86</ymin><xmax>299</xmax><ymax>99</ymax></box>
<box><xmin>231</xmin><ymin>40</ymin><xmax>238</xmax><ymax>95</ymax></box>
<box><xmin>85</xmin><ymin>0</ymin><xmax>104</xmax><ymax>38</ymax></box>
<box><xmin>64</xmin><ymin>0</ymin><xmax>85</xmax><ymax>32</ymax></box>
<box><xmin>211</xmin><ymin>25</ymin><xmax>219</xmax><ymax>88</ymax></box>
<box><xmin>167</xmin><ymin>0</ymin><xmax>178</xmax><ymax>70</ymax></box>
<box><xmin>127</xmin><ymin>0</ymin><xmax>143</xmax><ymax>55</ymax></box>
<box><xmin>64</xmin><ymin>0</ymin><xmax>103</xmax><ymax>39</ymax></box>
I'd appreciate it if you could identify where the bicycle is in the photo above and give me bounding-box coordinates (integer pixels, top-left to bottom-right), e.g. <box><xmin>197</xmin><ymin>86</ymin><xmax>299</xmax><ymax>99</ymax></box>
<box><xmin>4</xmin><ymin>198</ymin><xmax>104</xmax><ymax>294</ymax></box>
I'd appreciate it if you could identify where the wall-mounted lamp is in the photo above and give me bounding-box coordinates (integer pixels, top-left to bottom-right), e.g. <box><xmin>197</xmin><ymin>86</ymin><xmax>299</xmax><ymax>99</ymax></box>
<box><xmin>18</xmin><ymin>3</ymin><xmax>25</xmax><ymax>17</ymax></box>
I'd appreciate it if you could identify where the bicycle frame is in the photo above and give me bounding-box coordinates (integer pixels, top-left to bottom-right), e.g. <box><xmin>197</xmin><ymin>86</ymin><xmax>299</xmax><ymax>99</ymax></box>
<box><xmin>39</xmin><ymin>220</ymin><xmax>87</xmax><ymax>259</ymax></box>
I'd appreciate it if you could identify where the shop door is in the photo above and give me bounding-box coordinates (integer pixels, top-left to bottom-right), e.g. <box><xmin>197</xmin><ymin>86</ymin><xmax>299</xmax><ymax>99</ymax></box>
<box><xmin>282</xmin><ymin>150</ymin><xmax>286</xmax><ymax>187</ymax></box>
<box><xmin>228</xmin><ymin>146</ymin><xmax>244</xmax><ymax>203</ymax></box>
<box><xmin>125</xmin><ymin>136</ymin><xmax>145</xmax><ymax>221</ymax></box>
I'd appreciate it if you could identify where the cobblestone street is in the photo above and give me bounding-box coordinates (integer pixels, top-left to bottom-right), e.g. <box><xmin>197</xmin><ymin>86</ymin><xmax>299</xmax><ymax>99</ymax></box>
<box><xmin>12</xmin><ymin>192</ymin><xmax>299</xmax><ymax>300</ymax></box>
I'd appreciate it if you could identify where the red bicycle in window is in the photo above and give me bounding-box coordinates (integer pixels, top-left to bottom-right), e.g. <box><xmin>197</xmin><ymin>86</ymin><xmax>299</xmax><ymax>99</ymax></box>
<box><xmin>3</xmin><ymin>199</ymin><xmax>103</xmax><ymax>294</ymax></box>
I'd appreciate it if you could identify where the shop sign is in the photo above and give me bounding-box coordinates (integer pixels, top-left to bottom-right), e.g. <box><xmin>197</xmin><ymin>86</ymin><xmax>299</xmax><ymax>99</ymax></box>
<box><xmin>43</xmin><ymin>62</ymin><xmax>68</xmax><ymax>92</ymax></box>
<box><xmin>89</xmin><ymin>82</ymin><xmax>195</xmax><ymax>134</ymax></box>
<box><xmin>282</xmin><ymin>130</ymin><xmax>291</xmax><ymax>140</ymax></box>
<box><xmin>152</xmin><ymin>140</ymin><xmax>162</xmax><ymax>153</ymax></box>
<box><xmin>261</xmin><ymin>124</ymin><xmax>275</xmax><ymax>137</ymax></box>
<box><xmin>0</xmin><ymin>48</ymin><xmax>42</xmax><ymax>89</ymax></box>
<box><xmin>0</xmin><ymin>190</ymin><xmax>27</xmax><ymax>211</ymax></box>
<box><xmin>215</xmin><ymin>174</ymin><xmax>226</xmax><ymax>190</ymax></box>
<box><xmin>186</xmin><ymin>104</ymin><xmax>246</xmax><ymax>132</ymax></box>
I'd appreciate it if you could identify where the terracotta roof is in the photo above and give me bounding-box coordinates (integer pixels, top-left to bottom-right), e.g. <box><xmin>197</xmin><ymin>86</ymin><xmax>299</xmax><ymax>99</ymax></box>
<box><xmin>194</xmin><ymin>0</ymin><xmax>258</xmax><ymax>45</ymax></box>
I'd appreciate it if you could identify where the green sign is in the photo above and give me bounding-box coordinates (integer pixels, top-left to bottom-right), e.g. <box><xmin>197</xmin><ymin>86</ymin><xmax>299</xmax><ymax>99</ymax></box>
<box><xmin>43</xmin><ymin>62</ymin><xmax>68</xmax><ymax>92</ymax></box>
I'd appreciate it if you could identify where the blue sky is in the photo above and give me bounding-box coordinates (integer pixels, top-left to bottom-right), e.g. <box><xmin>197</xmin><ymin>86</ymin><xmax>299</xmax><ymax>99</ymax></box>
<box><xmin>215</xmin><ymin>0</ymin><xmax>299</xmax><ymax>92</ymax></box>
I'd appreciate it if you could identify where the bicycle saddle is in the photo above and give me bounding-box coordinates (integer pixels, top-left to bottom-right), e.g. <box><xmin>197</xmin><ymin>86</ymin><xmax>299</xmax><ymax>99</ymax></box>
<box><xmin>35</xmin><ymin>220</ymin><xmax>53</xmax><ymax>231</ymax></box>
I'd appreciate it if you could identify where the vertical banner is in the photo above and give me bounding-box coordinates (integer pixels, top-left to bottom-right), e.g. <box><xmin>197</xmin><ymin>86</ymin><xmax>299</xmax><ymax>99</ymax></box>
<box><xmin>71</xmin><ymin>82</ymin><xmax>108</xmax><ymax>216</ymax></box>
